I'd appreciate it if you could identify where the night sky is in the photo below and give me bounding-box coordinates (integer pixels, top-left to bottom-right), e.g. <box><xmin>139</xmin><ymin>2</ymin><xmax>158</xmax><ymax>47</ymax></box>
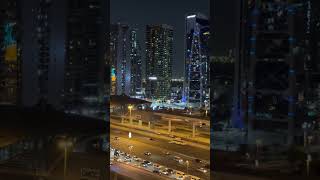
<box><xmin>111</xmin><ymin>0</ymin><xmax>209</xmax><ymax>78</ymax></box>
<box><xmin>211</xmin><ymin>0</ymin><xmax>237</xmax><ymax>56</ymax></box>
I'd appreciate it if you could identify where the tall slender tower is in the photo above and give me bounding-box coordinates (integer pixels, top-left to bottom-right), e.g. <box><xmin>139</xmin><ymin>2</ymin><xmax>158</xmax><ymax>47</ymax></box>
<box><xmin>129</xmin><ymin>28</ymin><xmax>142</xmax><ymax>97</ymax></box>
<box><xmin>185</xmin><ymin>13</ymin><xmax>210</xmax><ymax>109</ymax></box>
<box><xmin>64</xmin><ymin>0</ymin><xmax>107</xmax><ymax>116</ymax></box>
<box><xmin>145</xmin><ymin>24</ymin><xmax>173</xmax><ymax>100</ymax></box>
<box><xmin>110</xmin><ymin>23</ymin><xmax>131</xmax><ymax>96</ymax></box>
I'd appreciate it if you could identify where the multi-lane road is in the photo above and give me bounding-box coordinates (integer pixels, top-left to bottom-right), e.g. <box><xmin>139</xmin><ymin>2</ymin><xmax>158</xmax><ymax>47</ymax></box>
<box><xmin>110</xmin><ymin>121</ymin><xmax>210</xmax><ymax>180</ymax></box>
<box><xmin>111</xmin><ymin>162</ymin><xmax>170</xmax><ymax>180</ymax></box>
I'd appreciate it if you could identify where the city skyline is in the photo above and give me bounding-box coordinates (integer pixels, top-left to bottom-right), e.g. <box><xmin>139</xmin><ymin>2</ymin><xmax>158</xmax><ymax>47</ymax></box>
<box><xmin>111</xmin><ymin>0</ymin><xmax>209</xmax><ymax>78</ymax></box>
<box><xmin>0</xmin><ymin>0</ymin><xmax>320</xmax><ymax>180</ymax></box>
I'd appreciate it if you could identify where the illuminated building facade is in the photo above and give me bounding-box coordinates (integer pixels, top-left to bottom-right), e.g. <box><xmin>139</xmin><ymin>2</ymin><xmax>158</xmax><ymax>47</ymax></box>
<box><xmin>110</xmin><ymin>23</ymin><xmax>131</xmax><ymax>96</ymax></box>
<box><xmin>129</xmin><ymin>28</ymin><xmax>142</xmax><ymax>98</ymax></box>
<box><xmin>185</xmin><ymin>13</ymin><xmax>210</xmax><ymax>109</ymax></box>
<box><xmin>64</xmin><ymin>0</ymin><xmax>107</xmax><ymax>115</ymax></box>
<box><xmin>0</xmin><ymin>0</ymin><xmax>21</xmax><ymax>105</ymax></box>
<box><xmin>145</xmin><ymin>24</ymin><xmax>173</xmax><ymax>100</ymax></box>
<box><xmin>170</xmin><ymin>78</ymin><xmax>184</xmax><ymax>103</ymax></box>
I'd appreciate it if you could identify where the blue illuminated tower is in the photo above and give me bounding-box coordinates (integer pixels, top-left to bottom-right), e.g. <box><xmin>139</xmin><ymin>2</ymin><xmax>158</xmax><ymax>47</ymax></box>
<box><xmin>184</xmin><ymin>13</ymin><xmax>210</xmax><ymax>109</ymax></box>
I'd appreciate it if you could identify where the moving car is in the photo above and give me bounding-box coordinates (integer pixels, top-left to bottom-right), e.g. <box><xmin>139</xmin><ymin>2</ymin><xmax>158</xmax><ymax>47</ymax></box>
<box><xmin>175</xmin><ymin>171</ymin><xmax>186</xmax><ymax>180</ymax></box>
<box><xmin>197</xmin><ymin>168</ymin><xmax>208</xmax><ymax>173</ymax></box>
<box><xmin>144</xmin><ymin>151</ymin><xmax>151</xmax><ymax>156</ymax></box>
<box><xmin>153</xmin><ymin>170</ymin><xmax>160</xmax><ymax>174</ymax></box>
<box><xmin>189</xmin><ymin>175</ymin><xmax>201</xmax><ymax>180</ymax></box>
<box><xmin>143</xmin><ymin>160</ymin><xmax>152</xmax><ymax>166</ymax></box>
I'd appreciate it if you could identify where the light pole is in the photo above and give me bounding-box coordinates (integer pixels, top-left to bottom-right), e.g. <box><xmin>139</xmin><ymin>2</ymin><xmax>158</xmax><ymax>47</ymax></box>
<box><xmin>128</xmin><ymin>132</ymin><xmax>132</xmax><ymax>139</ymax></box>
<box><xmin>59</xmin><ymin>139</ymin><xmax>73</xmax><ymax>180</ymax></box>
<box><xmin>186</xmin><ymin>160</ymin><xmax>189</xmax><ymax>175</ymax></box>
<box><xmin>307</xmin><ymin>153</ymin><xmax>312</xmax><ymax>176</ymax></box>
<box><xmin>128</xmin><ymin>132</ymin><xmax>133</xmax><ymax>155</ymax></box>
<box><xmin>128</xmin><ymin>105</ymin><xmax>133</xmax><ymax>125</ymax></box>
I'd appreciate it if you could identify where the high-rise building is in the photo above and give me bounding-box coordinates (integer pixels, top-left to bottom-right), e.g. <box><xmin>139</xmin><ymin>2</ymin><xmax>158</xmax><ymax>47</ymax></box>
<box><xmin>64</xmin><ymin>0</ymin><xmax>108</xmax><ymax>116</ymax></box>
<box><xmin>304</xmin><ymin>0</ymin><xmax>320</xmax><ymax>116</ymax></box>
<box><xmin>20</xmin><ymin>0</ymin><xmax>66</xmax><ymax>108</ymax></box>
<box><xmin>36</xmin><ymin>0</ymin><xmax>51</xmax><ymax>104</ymax></box>
<box><xmin>210</xmin><ymin>53</ymin><xmax>235</xmax><ymax>125</ymax></box>
<box><xmin>145</xmin><ymin>24</ymin><xmax>173</xmax><ymax>100</ymax></box>
<box><xmin>233</xmin><ymin>0</ymin><xmax>320</xmax><ymax>146</ymax></box>
<box><xmin>184</xmin><ymin>13</ymin><xmax>210</xmax><ymax>109</ymax></box>
<box><xmin>129</xmin><ymin>28</ymin><xmax>142</xmax><ymax>98</ymax></box>
<box><xmin>0</xmin><ymin>0</ymin><xmax>21</xmax><ymax>105</ymax></box>
<box><xmin>110</xmin><ymin>23</ymin><xmax>131</xmax><ymax>96</ymax></box>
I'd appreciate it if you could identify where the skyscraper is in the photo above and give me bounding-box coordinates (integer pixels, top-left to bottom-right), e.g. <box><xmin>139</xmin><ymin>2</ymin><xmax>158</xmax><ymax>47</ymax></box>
<box><xmin>233</xmin><ymin>0</ymin><xmax>320</xmax><ymax>146</ymax></box>
<box><xmin>20</xmin><ymin>0</ymin><xmax>66</xmax><ymax>108</ymax></box>
<box><xmin>0</xmin><ymin>0</ymin><xmax>21</xmax><ymax>105</ymax></box>
<box><xmin>64</xmin><ymin>0</ymin><xmax>108</xmax><ymax>116</ymax></box>
<box><xmin>36</xmin><ymin>0</ymin><xmax>51</xmax><ymax>104</ymax></box>
<box><xmin>129</xmin><ymin>28</ymin><xmax>142</xmax><ymax>98</ymax></box>
<box><xmin>145</xmin><ymin>24</ymin><xmax>173</xmax><ymax>100</ymax></box>
<box><xmin>211</xmin><ymin>53</ymin><xmax>235</xmax><ymax>125</ymax></box>
<box><xmin>110</xmin><ymin>23</ymin><xmax>131</xmax><ymax>96</ymax></box>
<box><xmin>184</xmin><ymin>13</ymin><xmax>210</xmax><ymax>109</ymax></box>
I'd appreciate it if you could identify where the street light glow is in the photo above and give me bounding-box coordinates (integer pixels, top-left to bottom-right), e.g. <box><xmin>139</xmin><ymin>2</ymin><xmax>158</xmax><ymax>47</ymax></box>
<box><xmin>129</xmin><ymin>132</ymin><xmax>132</xmax><ymax>139</ymax></box>
<box><xmin>58</xmin><ymin>140</ymin><xmax>73</xmax><ymax>149</ymax></box>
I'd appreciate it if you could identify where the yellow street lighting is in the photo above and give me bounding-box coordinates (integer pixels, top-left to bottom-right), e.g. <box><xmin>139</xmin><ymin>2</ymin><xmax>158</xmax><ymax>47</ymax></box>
<box><xmin>129</xmin><ymin>132</ymin><xmax>132</xmax><ymax>139</ymax></box>
<box><xmin>186</xmin><ymin>160</ymin><xmax>190</xmax><ymax>175</ymax></box>
<box><xmin>58</xmin><ymin>139</ymin><xmax>73</xmax><ymax>180</ymax></box>
<box><xmin>128</xmin><ymin>105</ymin><xmax>134</xmax><ymax>124</ymax></box>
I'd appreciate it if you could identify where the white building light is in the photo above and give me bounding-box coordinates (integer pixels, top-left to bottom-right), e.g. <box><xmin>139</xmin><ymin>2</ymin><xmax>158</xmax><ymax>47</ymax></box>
<box><xmin>187</xmin><ymin>15</ymin><xmax>196</xmax><ymax>19</ymax></box>
<box><xmin>149</xmin><ymin>77</ymin><xmax>157</xmax><ymax>80</ymax></box>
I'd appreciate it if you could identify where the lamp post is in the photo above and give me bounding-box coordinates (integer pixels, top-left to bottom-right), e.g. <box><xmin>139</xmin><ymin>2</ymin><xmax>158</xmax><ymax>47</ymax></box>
<box><xmin>128</xmin><ymin>105</ymin><xmax>133</xmax><ymax>125</ymax></box>
<box><xmin>128</xmin><ymin>132</ymin><xmax>132</xmax><ymax>139</ymax></box>
<box><xmin>186</xmin><ymin>160</ymin><xmax>189</xmax><ymax>175</ymax></box>
<box><xmin>59</xmin><ymin>139</ymin><xmax>73</xmax><ymax>180</ymax></box>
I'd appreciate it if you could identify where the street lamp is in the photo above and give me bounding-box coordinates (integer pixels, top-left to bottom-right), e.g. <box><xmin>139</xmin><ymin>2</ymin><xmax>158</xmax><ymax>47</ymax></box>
<box><xmin>128</xmin><ymin>132</ymin><xmax>132</xmax><ymax>139</ymax></box>
<box><xmin>128</xmin><ymin>105</ymin><xmax>133</xmax><ymax>125</ymax></box>
<box><xmin>58</xmin><ymin>139</ymin><xmax>73</xmax><ymax>180</ymax></box>
<box><xmin>186</xmin><ymin>160</ymin><xmax>189</xmax><ymax>175</ymax></box>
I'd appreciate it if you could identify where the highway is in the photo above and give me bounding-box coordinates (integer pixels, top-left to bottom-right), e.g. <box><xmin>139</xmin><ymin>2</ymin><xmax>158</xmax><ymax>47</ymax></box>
<box><xmin>111</xmin><ymin>162</ymin><xmax>170</xmax><ymax>180</ymax></box>
<box><xmin>111</xmin><ymin>124</ymin><xmax>210</xmax><ymax>180</ymax></box>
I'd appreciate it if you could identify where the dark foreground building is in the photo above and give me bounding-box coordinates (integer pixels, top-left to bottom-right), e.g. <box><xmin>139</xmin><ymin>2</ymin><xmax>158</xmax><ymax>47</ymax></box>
<box><xmin>64</xmin><ymin>0</ymin><xmax>108</xmax><ymax>116</ymax></box>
